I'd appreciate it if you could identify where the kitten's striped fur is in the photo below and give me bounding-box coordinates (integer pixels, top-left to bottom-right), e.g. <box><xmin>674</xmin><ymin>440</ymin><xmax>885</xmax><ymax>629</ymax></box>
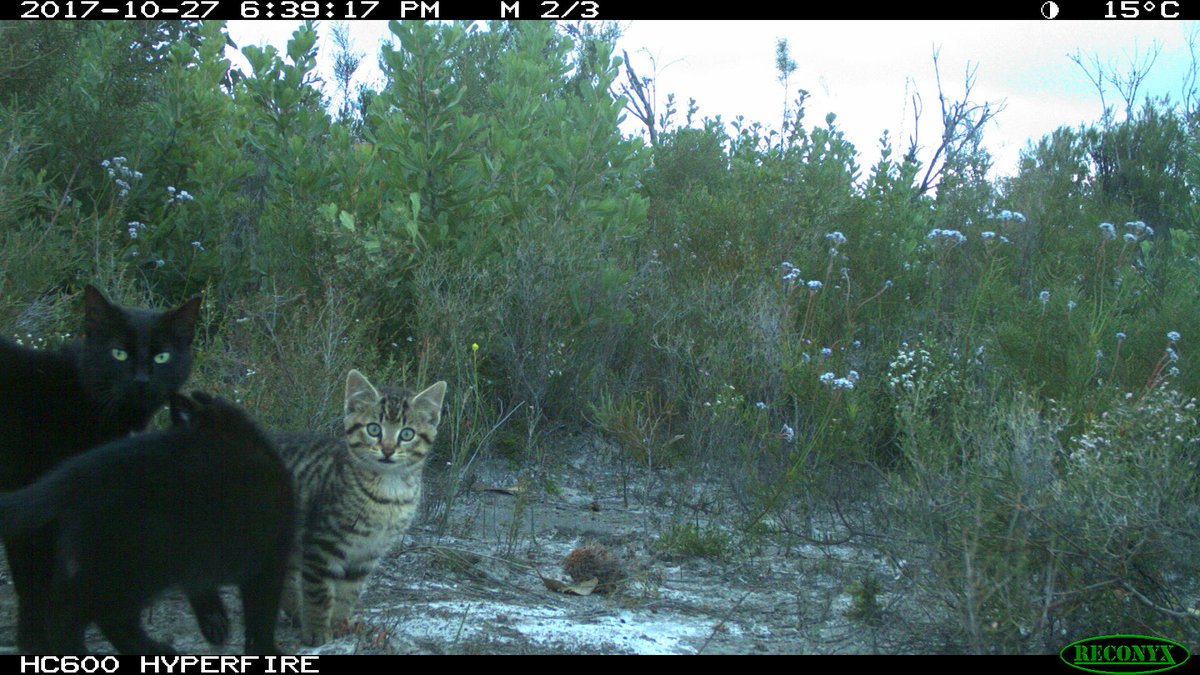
<box><xmin>274</xmin><ymin>370</ymin><xmax>446</xmax><ymax>647</ymax></box>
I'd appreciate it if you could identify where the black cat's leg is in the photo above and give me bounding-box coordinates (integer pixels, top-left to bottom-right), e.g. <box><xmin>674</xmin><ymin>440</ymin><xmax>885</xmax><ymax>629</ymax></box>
<box><xmin>97</xmin><ymin>613</ymin><xmax>177</xmax><ymax>655</ymax></box>
<box><xmin>187</xmin><ymin>590</ymin><xmax>230</xmax><ymax>646</ymax></box>
<box><xmin>4</xmin><ymin>534</ymin><xmax>54</xmax><ymax>653</ymax></box>
<box><xmin>44</xmin><ymin>579</ymin><xmax>89</xmax><ymax>655</ymax></box>
<box><xmin>240</xmin><ymin>570</ymin><xmax>285</xmax><ymax>656</ymax></box>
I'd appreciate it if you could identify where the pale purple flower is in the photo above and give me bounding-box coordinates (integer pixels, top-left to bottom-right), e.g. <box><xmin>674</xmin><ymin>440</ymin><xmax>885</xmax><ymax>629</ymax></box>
<box><xmin>825</xmin><ymin>231</ymin><xmax>847</xmax><ymax>246</ymax></box>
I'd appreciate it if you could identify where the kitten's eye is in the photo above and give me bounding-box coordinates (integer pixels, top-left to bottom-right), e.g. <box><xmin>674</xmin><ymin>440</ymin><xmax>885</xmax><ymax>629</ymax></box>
<box><xmin>365</xmin><ymin>423</ymin><xmax>382</xmax><ymax>437</ymax></box>
<box><xmin>111</xmin><ymin>349</ymin><xmax>128</xmax><ymax>361</ymax></box>
<box><xmin>399</xmin><ymin>427</ymin><xmax>415</xmax><ymax>442</ymax></box>
<box><xmin>154</xmin><ymin>352</ymin><xmax>171</xmax><ymax>364</ymax></box>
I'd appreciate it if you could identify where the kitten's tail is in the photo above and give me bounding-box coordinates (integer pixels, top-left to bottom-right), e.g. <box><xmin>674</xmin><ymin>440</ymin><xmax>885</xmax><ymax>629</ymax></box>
<box><xmin>0</xmin><ymin>479</ymin><xmax>62</xmax><ymax>537</ymax></box>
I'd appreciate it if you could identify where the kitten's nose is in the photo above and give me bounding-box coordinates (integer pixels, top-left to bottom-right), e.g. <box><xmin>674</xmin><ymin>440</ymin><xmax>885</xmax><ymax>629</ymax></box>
<box><xmin>380</xmin><ymin>444</ymin><xmax>396</xmax><ymax>459</ymax></box>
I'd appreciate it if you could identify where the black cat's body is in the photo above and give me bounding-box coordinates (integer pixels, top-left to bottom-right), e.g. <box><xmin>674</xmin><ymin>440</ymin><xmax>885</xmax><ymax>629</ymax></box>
<box><xmin>0</xmin><ymin>392</ymin><xmax>296</xmax><ymax>655</ymax></box>
<box><xmin>0</xmin><ymin>286</ymin><xmax>230</xmax><ymax>652</ymax></box>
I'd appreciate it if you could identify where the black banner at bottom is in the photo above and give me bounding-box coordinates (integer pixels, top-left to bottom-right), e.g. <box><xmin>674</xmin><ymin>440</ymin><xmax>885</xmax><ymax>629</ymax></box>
<box><xmin>6</xmin><ymin>656</ymin><xmax>325</xmax><ymax>675</ymax></box>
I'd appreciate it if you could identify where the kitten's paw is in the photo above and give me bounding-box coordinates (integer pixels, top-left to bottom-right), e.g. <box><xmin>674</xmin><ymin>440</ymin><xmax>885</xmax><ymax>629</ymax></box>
<box><xmin>333</xmin><ymin>618</ymin><xmax>360</xmax><ymax>637</ymax></box>
<box><xmin>301</xmin><ymin>626</ymin><xmax>332</xmax><ymax>647</ymax></box>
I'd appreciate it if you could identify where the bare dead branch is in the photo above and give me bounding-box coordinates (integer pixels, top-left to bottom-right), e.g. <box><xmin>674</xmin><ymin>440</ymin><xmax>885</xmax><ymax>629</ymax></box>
<box><xmin>618</xmin><ymin>49</ymin><xmax>657</xmax><ymax>145</ymax></box>
<box><xmin>909</xmin><ymin>48</ymin><xmax>1004</xmax><ymax>195</ymax></box>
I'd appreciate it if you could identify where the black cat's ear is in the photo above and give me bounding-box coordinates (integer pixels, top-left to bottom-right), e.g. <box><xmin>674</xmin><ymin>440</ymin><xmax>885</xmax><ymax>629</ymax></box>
<box><xmin>83</xmin><ymin>285</ymin><xmax>121</xmax><ymax>337</ymax></box>
<box><xmin>169</xmin><ymin>393</ymin><xmax>197</xmax><ymax>426</ymax></box>
<box><xmin>166</xmin><ymin>295</ymin><xmax>202</xmax><ymax>343</ymax></box>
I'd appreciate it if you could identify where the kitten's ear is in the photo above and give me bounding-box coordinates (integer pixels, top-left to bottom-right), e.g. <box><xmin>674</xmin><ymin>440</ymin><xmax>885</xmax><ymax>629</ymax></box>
<box><xmin>414</xmin><ymin>381</ymin><xmax>447</xmax><ymax>418</ymax></box>
<box><xmin>166</xmin><ymin>295</ymin><xmax>202</xmax><ymax>343</ymax></box>
<box><xmin>169</xmin><ymin>393</ymin><xmax>198</xmax><ymax>426</ymax></box>
<box><xmin>83</xmin><ymin>285</ymin><xmax>121</xmax><ymax>336</ymax></box>
<box><xmin>345</xmin><ymin>369</ymin><xmax>379</xmax><ymax>411</ymax></box>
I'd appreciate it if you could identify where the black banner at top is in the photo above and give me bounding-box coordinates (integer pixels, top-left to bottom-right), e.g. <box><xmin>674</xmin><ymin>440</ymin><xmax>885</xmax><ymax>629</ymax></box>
<box><xmin>6</xmin><ymin>0</ymin><xmax>1198</xmax><ymax>20</ymax></box>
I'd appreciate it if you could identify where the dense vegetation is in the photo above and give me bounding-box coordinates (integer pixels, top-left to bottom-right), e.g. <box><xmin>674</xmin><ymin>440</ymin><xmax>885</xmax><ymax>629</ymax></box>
<box><xmin>1</xmin><ymin>20</ymin><xmax>1197</xmax><ymax>653</ymax></box>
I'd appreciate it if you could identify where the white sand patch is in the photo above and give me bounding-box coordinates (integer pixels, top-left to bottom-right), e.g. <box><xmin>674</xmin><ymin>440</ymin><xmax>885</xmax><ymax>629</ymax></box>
<box><xmin>391</xmin><ymin>598</ymin><xmax>709</xmax><ymax>654</ymax></box>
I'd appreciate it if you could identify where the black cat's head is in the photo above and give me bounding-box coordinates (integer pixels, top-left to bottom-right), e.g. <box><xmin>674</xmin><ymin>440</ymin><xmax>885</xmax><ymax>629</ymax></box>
<box><xmin>77</xmin><ymin>285</ymin><xmax>201</xmax><ymax>421</ymax></box>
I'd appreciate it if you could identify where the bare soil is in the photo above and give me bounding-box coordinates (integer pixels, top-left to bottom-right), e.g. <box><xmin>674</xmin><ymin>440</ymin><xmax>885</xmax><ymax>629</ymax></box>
<box><xmin>0</xmin><ymin>434</ymin><xmax>917</xmax><ymax>655</ymax></box>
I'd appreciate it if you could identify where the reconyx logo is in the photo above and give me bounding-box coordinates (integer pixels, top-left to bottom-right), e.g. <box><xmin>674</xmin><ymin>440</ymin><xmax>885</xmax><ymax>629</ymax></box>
<box><xmin>1060</xmin><ymin>635</ymin><xmax>1190</xmax><ymax>675</ymax></box>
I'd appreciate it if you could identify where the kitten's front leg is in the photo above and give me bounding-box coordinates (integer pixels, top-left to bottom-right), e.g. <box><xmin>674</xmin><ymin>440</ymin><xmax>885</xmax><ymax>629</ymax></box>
<box><xmin>328</xmin><ymin>566</ymin><xmax>371</xmax><ymax>628</ymax></box>
<box><xmin>279</xmin><ymin>564</ymin><xmax>302</xmax><ymax>621</ymax></box>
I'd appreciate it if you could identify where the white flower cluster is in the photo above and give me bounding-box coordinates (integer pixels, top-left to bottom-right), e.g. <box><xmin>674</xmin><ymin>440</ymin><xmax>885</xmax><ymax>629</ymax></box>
<box><xmin>992</xmin><ymin>210</ymin><xmax>1026</xmax><ymax>222</ymax></box>
<box><xmin>101</xmin><ymin>156</ymin><xmax>142</xmax><ymax>199</ymax></box>
<box><xmin>887</xmin><ymin>343</ymin><xmax>935</xmax><ymax>393</ymax></box>
<box><xmin>1067</xmin><ymin>387</ymin><xmax>1199</xmax><ymax>474</ymax></box>
<box><xmin>781</xmin><ymin>262</ymin><xmax>823</xmax><ymax>292</ymax></box>
<box><xmin>1124</xmin><ymin>220</ymin><xmax>1153</xmax><ymax>239</ymax></box>
<box><xmin>825</xmin><ymin>231</ymin><xmax>847</xmax><ymax>256</ymax></box>
<box><xmin>819</xmin><ymin>370</ymin><xmax>859</xmax><ymax>391</ymax></box>
<box><xmin>9</xmin><ymin>332</ymin><xmax>73</xmax><ymax>350</ymax></box>
<box><xmin>926</xmin><ymin>228</ymin><xmax>967</xmax><ymax>244</ymax></box>
<box><xmin>703</xmin><ymin>383</ymin><xmax>743</xmax><ymax>411</ymax></box>
<box><xmin>167</xmin><ymin>186</ymin><xmax>195</xmax><ymax>204</ymax></box>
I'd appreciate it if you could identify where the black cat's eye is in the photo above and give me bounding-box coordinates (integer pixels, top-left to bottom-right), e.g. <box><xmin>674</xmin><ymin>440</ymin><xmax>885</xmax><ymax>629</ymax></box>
<box><xmin>365</xmin><ymin>423</ymin><xmax>382</xmax><ymax>437</ymax></box>
<box><xmin>399</xmin><ymin>427</ymin><xmax>415</xmax><ymax>442</ymax></box>
<box><xmin>154</xmin><ymin>352</ymin><xmax>171</xmax><ymax>364</ymax></box>
<box><xmin>111</xmin><ymin>348</ymin><xmax>128</xmax><ymax>362</ymax></box>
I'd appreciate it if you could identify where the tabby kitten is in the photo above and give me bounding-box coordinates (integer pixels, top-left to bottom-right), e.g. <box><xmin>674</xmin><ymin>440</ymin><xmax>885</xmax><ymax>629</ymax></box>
<box><xmin>274</xmin><ymin>370</ymin><xmax>446</xmax><ymax>646</ymax></box>
<box><xmin>0</xmin><ymin>285</ymin><xmax>228</xmax><ymax>653</ymax></box>
<box><xmin>0</xmin><ymin>391</ymin><xmax>296</xmax><ymax>655</ymax></box>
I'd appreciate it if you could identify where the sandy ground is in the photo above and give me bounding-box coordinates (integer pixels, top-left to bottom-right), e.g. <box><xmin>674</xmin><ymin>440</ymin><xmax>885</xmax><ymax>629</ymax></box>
<box><xmin>0</xmin><ymin>435</ymin><xmax>915</xmax><ymax>655</ymax></box>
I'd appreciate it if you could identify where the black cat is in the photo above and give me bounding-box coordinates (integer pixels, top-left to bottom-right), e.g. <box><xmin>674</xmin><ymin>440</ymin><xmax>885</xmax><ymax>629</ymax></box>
<box><xmin>0</xmin><ymin>391</ymin><xmax>295</xmax><ymax>655</ymax></box>
<box><xmin>0</xmin><ymin>285</ymin><xmax>227</xmax><ymax>652</ymax></box>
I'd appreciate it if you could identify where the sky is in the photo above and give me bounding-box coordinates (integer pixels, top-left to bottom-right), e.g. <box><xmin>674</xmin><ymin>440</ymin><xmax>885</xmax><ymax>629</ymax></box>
<box><xmin>225</xmin><ymin>20</ymin><xmax>1200</xmax><ymax>179</ymax></box>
